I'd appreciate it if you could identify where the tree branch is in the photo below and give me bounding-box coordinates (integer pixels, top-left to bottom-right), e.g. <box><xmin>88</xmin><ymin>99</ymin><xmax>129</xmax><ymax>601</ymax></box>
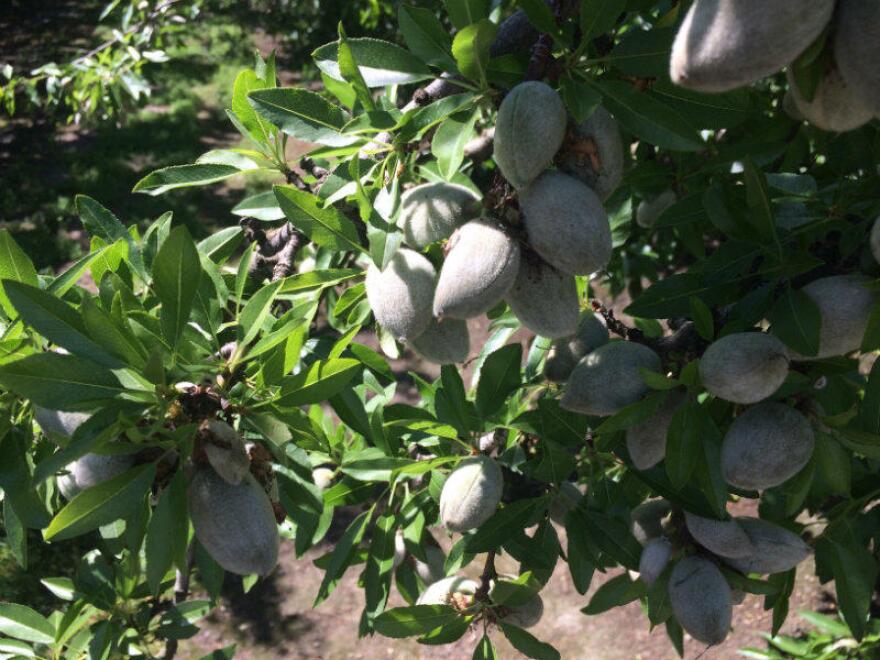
<box><xmin>591</xmin><ymin>301</ymin><xmax>712</xmax><ymax>361</ymax></box>
<box><xmin>162</xmin><ymin>542</ymin><xmax>195</xmax><ymax>660</ymax></box>
<box><xmin>475</xmin><ymin>550</ymin><xmax>497</xmax><ymax>602</ymax></box>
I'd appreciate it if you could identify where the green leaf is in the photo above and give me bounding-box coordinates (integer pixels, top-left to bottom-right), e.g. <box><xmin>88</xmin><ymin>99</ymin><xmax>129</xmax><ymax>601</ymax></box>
<box><xmin>273</xmin><ymin>358</ymin><xmax>362</xmax><ymax>409</ymax></box>
<box><xmin>444</xmin><ymin>0</ymin><xmax>490</xmax><ymax>30</ymax></box>
<box><xmin>275</xmin><ymin>463</ymin><xmax>328</xmax><ymax>556</ymax></box>
<box><xmin>364</xmin><ymin>513</ymin><xmax>397</xmax><ymax>622</ymax></box>
<box><xmin>465</xmin><ymin>497</ymin><xmax>547</xmax><ymax>553</ymax></box>
<box><xmin>3</xmin><ymin>281</ymin><xmax>122</xmax><ymax>368</ymax></box>
<box><xmin>3</xmin><ymin>499</ymin><xmax>27</xmax><ymax>568</ymax></box>
<box><xmin>432</xmin><ymin>108</ymin><xmax>479</xmax><ymax>180</ymax></box>
<box><xmin>231</xmin><ymin>191</ymin><xmax>284</xmax><ymax>221</ymax></box>
<box><xmin>490</xmin><ymin>573</ymin><xmax>541</xmax><ymax>607</ymax></box>
<box><xmin>666</xmin><ymin>617</ymin><xmax>684</xmax><ymax>657</ymax></box>
<box><xmin>0</xmin><ymin>603</ymin><xmax>54</xmax><ymax>644</ymax></box>
<box><xmin>652</xmin><ymin>82</ymin><xmax>752</xmax><ymax>131</ymax></box>
<box><xmin>322</xmin><ymin>71</ymin><xmax>357</xmax><ymax>109</ymax></box>
<box><xmin>475</xmin><ymin>344</ymin><xmax>522</xmax><ymax>418</ymax></box>
<box><xmin>145</xmin><ymin>470</ymin><xmax>188</xmax><ymax>595</ymax></box>
<box><xmin>625</xmin><ymin>273</ymin><xmax>714</xmax><ymax>319</ymax></box>
<box><xmin>45</xmin><ymin>463</ymin><xmax>156</xmax><ymax>541</ymax></box>
<box><xmin>337</xmin><ymin>25</ymin><xmax>376</xmax><ymax>112</ymax></box>
<box><xmin>248</xmin><ymin>88</ymin><xmax>356</xmax><ymax>147</ymax></box>
<box><xmin>689</xmin><ymin>297</ymin><xmax>714</xmax><ymax>340</ymax></box>
<box><xmin>279</xmin><ymin>268</ymin><xmax>362</xmax><ymax>293</ymax></box>
<box><xmin>768</xmin><ymin>288</ymin><xmax>821</xmax><ymax>357</ymax></box>
<box><xmin>833</xmin><ymin>426</ymin><xmax>880</xmax><ymax>459</ymax></box>
<box><xmin>53</xmin><ymin>252</ymin><xmax>110</xmax><ymax>298</ymax></box>
<box><xmin>0</xmin><ymin>432</ymin><xmax>51</xmax><ymax>530</ymax></box>
<box><xmin>40</xmin><ymin>577</ymin><xmax>75</xmax><ymax>601</ymax></box>
<box><xmin>742</xmin><ymin>159</ymin><xmax>780</xmax><ymax>252</ymax></box>
<box><xmin>231</xmin><ymin>69</ymin><xmax>272</xmax><ymax>146</ymax></box>
<box><xmin>860</xmin><ymin>300</ymin><xmax>880</xmax><ymax>353</ymax></box>
<box><xmin>473</xmin><ymin>633</ymin><xmax>498</xmax><ymax>660</ymax></box>
<box><xmin>646</xmin><ymin>568</ymin><xmax>673</xmax><ymax>626</ymax></box>
<box><xmin>581</xmin><ymin>510</ymin><xmax>642</xmax><ymax>570</ymax></box>
<box><xmin>532</xmin><ymin>438</ymin><xmax>577</xmax><ymax>484</ymax></box>
<box><xmin>374</xmin><ymin>604</ymin><xmax>460</xmax><ymax>638</ymax></box>
<box><xmin>0</xmin><ymin>230</ymin><xmax>39</xmax><ymax>318</ymax></box>
<box><xmin>197</xmin><ymin>645</ymin><xmax>236</xmax><ymax>660</ymax></box>
<box><xmin>274</xmin><ymin>185</ymin><xmax>365</xmax><ymax>253</ymax></box>
<box><xmin>665</xmin><ymin>403</ymin><xmax>701</xmax><ymax>489</ymax></box>
<box><xmin>237</xmin><ymin>279</ymin><xmax>283</xmax><ymax>347</ymax></box>
<box><xmin>314</xmin><ymin>508</ymin><xmax>373</xmax><ymax>605</ymax></box>
<box><xmin>518</xmin><ymin>0</ymin><xmax>562</xmax><ymax>37</ymax></box>
<box><xmin>152</xmin><ymin>226</ymin><xmax>202</xmax><ymax>349</ymax></box>
<box><xmin>396</xmin><ymin>93</ymin><xmax>476</xmax><ymax>142</ymax></box>
<box><xmin>814</xmin><ymin>432</ymin><xmax>851</xmax><ymax>496</ymax></box>
<box><xmin>592</xmin><ymin>80</ymin><xmax>704</xmax><ymax>152</ymax></box>
<box><xmin>560</xmin><ymin>76</ymin><xmax>602</xmax><ymax>124</ymax></box>
<box><xmin>133</xmin><ymin>164</ymin><xmax>242</xmax><ymax>195</ymax></box>
<box><xmin>859</xmin><ymin>358</ymin><xmax>880</xmax><ymax>434</ymax></box>
<box><xmin>399</xmin><ymin>5</ymin><xmax>456</xmax><ymax>69</ymax></box>
<box><xmin>824</xmin><ymin>539</ymin><xmax>877</xmax><ymax>641</ymax></box>
<box><xmin>313</xmin><ymin>38</ymin><xmax>432</xmax><ymax>87</ymax></box>
<box><xmin>595</xmin><ymin>390</ymin><xmax>668</xmax><ymax>434</ymax></box>
<box><xmin>565</xmin><ymin>515</ymin><xmax>597</xmax><ymax>594</ymax></box>
<box><xmin>80</xmin><ymin>297</ymin><xmax>146</xmax><ymax>369</ymax></box>
<box><xmin>499</xmin><ymin>623</ymin><xmax>560</xmax><ymax>660</ymax></box>
<box><xmin>609</xmin><ymin>28</ymin><xmax>675</xmax><ymax>78</ymax></box>
<box><xmin>340</xmin><ymin>448</ymin><xmax>413</xmax><ymax>482</ymax></box>
<box><xmin>0</xmin><ymin>352</ymin><xmax>125</xmax><ymax>410</ymax></box>
<box><xmin>694</xmin><ymin>409</ymin><xmax>728</xmax><ymax>518</ymax></box>
<box><xmin>452</xmin><ymin>20</ymin><xmax>497</xmax><ymax>87</ymax></box>
<box><xmin>74</xmin><ymin>196</ymin><xmax>148</xmax><ymax>282</ymax></box>
<box><xmin>579</xmin><ymin>0</ymin><xmax>625</xmax><ymax>39</ymax></box>
<box><xmin>197</xmin><ymin>227</ymin><xmax>245</xmax><ymax>264</ymax></box>
<box><xmin>582</xmin><ymin>573</ymin><xmax>646</xmax><ymax>615</ymax></box>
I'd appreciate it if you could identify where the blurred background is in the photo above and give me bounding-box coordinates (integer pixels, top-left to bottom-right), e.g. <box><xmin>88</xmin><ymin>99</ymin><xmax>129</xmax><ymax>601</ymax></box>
<box><xmin>0</xmin><ymin>0</ymin><xmax>396</xmax><ymax>271</ymax></box>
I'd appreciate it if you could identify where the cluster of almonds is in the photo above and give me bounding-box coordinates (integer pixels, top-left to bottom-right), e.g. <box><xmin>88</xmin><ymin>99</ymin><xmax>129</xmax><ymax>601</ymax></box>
<box><xmin>631</xmin><ymin>499</ymin><xmax>810</xmax><ymax>646</ymax></box>
<box><xmin>671</xmin><ymin>0</ymin><xmax>880</xmax><ymax>132</ymax></box>
<box><xmin>542</xmin><ymin>273</ymin><xmax>876</xmax><ymax>489</ymax></box>
<box><xmin>365</xmin><ymin>80</ymin><xmax>624</xmax><ymax>363</ymax></box>
<box><xmin>38</xmin><ymin>399</ymin><xmax>281</xmax><ymax>578</ymax></box>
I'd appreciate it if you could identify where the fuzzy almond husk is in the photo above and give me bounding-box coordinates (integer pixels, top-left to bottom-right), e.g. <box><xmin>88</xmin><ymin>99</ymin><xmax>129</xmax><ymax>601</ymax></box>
<box><xmin>668</xmin><ymin>555</ymin><xmax>733</xmax><ymax>646</ymax></box>
<box><xmin>561</xmin><ymin>341</ymin><xmax>662</xmax><ymax>416</ymax></box>
<box><xmin>834</xmin><ymin>0</ymin><xmax>880</xmax><ymax>115</ymax></box>
<box><xmin>365</xmin><ymin>248</ymin><xmax>437</xmax><ymax>342</ymax></box>
<box><xmin>670</xmin><ymin>0</ymin><xmax>835</xmax><ymax>92</ymax></box>
<box><xmin>520</xmin><ymin>171</ymin><xmax>612</xmax><ymax>276</ymax></box>
<box><xmin>506</xmin><ymin>253</ymin><xmax>579</xmax><ymax>339</ymax></box>
<box><xmin>494</xmin><ymin>81</ymin><xmax>568</xmax><ymax>189</ymax></box>
<box><xmin>439</xmin><ymin>455</ymin><xmax>504</xmax><ymax>532</ymax></box>
<box><xmin>433</xmin><ymin>220</ymin><xmax>520</xmax><ymax>320</ymax></box>
<box><xmin>721</xmin><ymin>402</ymin><xmax>815</xmax><ymax>491</ymax></box>
<box><xmin>188</xmin><ymin>467</ymin><xmax>280</xmax><ymax>576</ymax></box>
<box><xmin>557</xmin><ymin>106</ymin><xmax>624</xmax><ymax>201</ymax></box>
<box><xmin>400</xmin><ymin>182</ymin><xmax>480</xmax><ymax>249</ymax></box>
<box><xmin>699</xmin><ymin>332</ymin><xmax>790</xmax><ymax>404</ymax></box>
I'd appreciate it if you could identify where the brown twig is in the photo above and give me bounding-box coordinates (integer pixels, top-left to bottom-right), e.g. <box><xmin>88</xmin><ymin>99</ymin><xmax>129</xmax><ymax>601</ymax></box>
<box><xmin>162</xmin><ymin>542</ymin><xmax>195</xmax><ymax>660</ymax></box>
<box><xmin>591</xmin><ymin>300</ymin><xmax>713</xmax><ymax>361</ymax></box>
<box><xmin>240</xmin><ymin>217</ymin><xmax>307</xmax><ymax>282</ymax></box>
<box><xmin>475</xmin><ymin>550</ymin><xmax>497</xmax><ymax>602</ymax></box>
